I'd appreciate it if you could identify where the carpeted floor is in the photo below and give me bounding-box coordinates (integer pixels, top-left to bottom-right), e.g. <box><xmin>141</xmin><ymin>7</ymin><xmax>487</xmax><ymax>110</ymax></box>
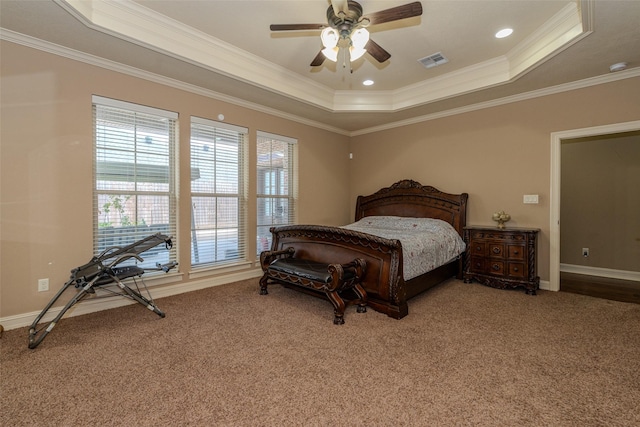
<box><xmin>2</xmin><ymin>278</ymin><xmax>639</xmax><ymax>426</ymax></box>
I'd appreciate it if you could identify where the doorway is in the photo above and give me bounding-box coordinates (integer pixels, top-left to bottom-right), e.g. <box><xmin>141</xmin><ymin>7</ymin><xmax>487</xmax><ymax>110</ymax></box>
<box><xmin>549</xmin><ymin>120</ymin><xmax>640</xmax><ymax>292</ymax></box>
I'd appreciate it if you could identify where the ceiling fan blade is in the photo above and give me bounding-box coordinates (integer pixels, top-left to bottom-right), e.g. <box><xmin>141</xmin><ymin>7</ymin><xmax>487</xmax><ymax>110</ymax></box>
<box><xmin>331</xmin><ymin>0</ymin><xmax>349</xmax><ymax>15</ymax></box>
<box><xmin>310</xmin><ymin>51</ymin><xmax>326</xmax><ymax>67</ymax></box>
<box><xmin>365</xmin><ymin>1</ymin><xmax>423</xmax><ymax>26</ymax></box>
<box><xmin>365</xmin><ymin>39</ymin><xmax>391</xmax><ymax>63</ymax></box>
<box><xmin>270</xmin><ymin>23</ymin><xmax>326</xmax><ymax>31</ymax></box>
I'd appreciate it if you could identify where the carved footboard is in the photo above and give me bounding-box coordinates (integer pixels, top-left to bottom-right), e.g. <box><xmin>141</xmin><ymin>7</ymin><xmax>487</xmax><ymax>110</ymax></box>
<box><xmin>267</xmin><ymin>225</ymin><xmax>409</xmax><ymax>319</ymax></box>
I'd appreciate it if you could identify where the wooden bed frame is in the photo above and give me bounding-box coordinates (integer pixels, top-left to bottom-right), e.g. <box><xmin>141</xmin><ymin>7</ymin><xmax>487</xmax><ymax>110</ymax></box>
<box><xmin>266</xmin><ymin>179</ymin><xmax>468</xmax><ymax>319</ymax></box>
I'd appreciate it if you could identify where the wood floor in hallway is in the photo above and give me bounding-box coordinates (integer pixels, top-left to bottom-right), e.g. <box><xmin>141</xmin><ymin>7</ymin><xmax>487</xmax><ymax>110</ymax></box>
<box><xmin>560</xmin><ymin>272</ymin><xmax>640</xmax><ymax>304</ymax></box>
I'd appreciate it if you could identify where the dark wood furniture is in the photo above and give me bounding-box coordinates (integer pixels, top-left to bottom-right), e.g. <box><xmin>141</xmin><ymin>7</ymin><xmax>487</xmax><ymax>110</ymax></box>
<box><xmin>264</xmin><ymin>180</ymin><xmax>468</xmax><ymax>319</ymax></box>
<box><xmin>259</xmin><ymin>248</ymin><xmax>367</xmax><ymax>324</ymax></box>
<box><xmin>463</xmin><ymin>226</ymin><xmax>540</xmax><ymax>294</ymax></box>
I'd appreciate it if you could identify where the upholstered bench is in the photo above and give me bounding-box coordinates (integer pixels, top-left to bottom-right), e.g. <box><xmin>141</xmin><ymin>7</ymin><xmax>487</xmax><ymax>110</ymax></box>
<box><xmin>259</xmin><ymin>247</ymin><xmax>367</xmax><ymax>324</ymax></box>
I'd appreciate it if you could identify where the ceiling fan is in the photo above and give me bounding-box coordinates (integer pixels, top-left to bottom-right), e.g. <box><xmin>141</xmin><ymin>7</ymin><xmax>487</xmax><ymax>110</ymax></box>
<box><xmin>270</xmin><ymin>0</ymin><xmax>423</xmax><ymax>67</ymax></box>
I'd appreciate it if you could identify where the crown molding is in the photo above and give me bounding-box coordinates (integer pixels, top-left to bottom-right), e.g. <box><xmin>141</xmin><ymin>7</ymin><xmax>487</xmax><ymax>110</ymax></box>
<box><xmin>3</xmin><ymin>27</ymin><xmax>638</xmax><ymax>137</ymax></box>
<box><xmin>393</xmin><ymin>56</ymin><xmax>512</xmax><ymax>111</ymax></box>
<box><xmin>334</xmin><ymin>1</ymin><xmax>591</xmax><ymax>112</ymax></box>
<box><xmin>54</xmin><ymin>0</ymin><xmax>593</xmax><ymax>113</ymax></box>
<box><xmin>56</xmin><ymin>0</ymin><xmax>337</xmax><ymax>110</ymax></box>
<box><xmin>0</xmin><ymin>29</ymin><xmax>350</xmax><ymax>136</ymax></box>
<box><xmin>507</xmin><ymin>2</ymin><xmax>591</xmax><ymax>79</ymax></box>
<box><xmin>351</xmin><ymin>67</ymin><xmax>640</xmax><ymax>136</ymax></box>
<box><xmin>332</xmin><ymin>56</ymin><xmax>511</xmax><ymax>112</ymax></box>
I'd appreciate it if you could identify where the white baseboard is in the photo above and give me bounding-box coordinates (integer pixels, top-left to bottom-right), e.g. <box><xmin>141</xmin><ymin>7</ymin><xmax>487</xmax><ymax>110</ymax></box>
<box><xmin>560</xmin><ymin>264</ymin><xmax>640</xmax><ymax>282</ymax></box>
<box><xmin>538</xmin><ymin>279</ymin><xmax>552</xmax><ymax>291</ymax></box>
<box><xmin>1</xmin><ymin>270</ymin><xmax>558</xmax><ymax>332</ymax></box>
<box><xmin>0</xmin><ymin>269</ymin><xmax>263</xmax><ymax>331</ymax></box>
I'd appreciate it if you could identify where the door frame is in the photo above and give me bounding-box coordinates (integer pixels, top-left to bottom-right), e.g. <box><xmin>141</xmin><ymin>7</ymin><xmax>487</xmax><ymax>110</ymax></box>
<box><xmin>549</xmin><ymin>120</ymin><xmax>640</xmax><ymax>291</ymax></box>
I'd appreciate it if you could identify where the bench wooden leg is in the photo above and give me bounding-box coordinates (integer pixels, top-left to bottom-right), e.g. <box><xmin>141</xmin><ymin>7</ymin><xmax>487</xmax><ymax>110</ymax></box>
<box><xmin>325</xmin><ymin>290</ymin><xmax>346</xmax><ymax>325</ymax></box>
<box><xmin>353</xmin><ymin>283</ymin><xmax>368</xmax><ymax>314</ymax></box>
<box><xmin>259</xmin><ymin>273</ymin><xmax>269</xmax><ymax>295</ymax></box>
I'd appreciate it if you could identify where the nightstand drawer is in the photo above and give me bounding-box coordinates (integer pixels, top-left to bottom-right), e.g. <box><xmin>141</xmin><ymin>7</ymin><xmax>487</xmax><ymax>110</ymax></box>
<box><xmin>470</xmin><ymin>257</ymin><xmax>486</xmax><ymax>273</ymax></box>
<box><xmin>488</xmin><ymin>261</ymin><xmax>505</xmax><ymax>275</ymax></box>
<box><xmin>488</xmin><ymin>243</ymin><xmax>505</xmax><ymax>258</ymax></box>
<box><xmin>470</xmin><ymin>242</ymin><xmax>486</xmax><ymax>256</ymax></box>
<box><xmin>508</xmin><ymin>262</ymin><xmax>526</xmax><ymax>278</ymax></box>
<box><xmin>508</xmin><ymin>245</ymin><xmax>525</xmax><ymax>260</ymax></box>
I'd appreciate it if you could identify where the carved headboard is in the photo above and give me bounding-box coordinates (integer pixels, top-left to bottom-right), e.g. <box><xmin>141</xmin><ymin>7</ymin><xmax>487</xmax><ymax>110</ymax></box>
<box><xmin>354</xmin><ymin>180</ymin><xmax>468</xmax><ymax>236</ymax></box>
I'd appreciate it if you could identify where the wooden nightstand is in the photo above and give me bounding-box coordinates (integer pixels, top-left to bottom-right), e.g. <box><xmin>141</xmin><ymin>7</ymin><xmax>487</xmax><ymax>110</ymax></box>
<box><xmin>463</xmin><ymin>226</ymin><xmax>540</xmax><ymax>295</ymax></box>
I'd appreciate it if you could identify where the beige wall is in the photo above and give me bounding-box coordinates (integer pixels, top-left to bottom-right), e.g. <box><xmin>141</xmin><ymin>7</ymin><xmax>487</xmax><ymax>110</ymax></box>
<box><xmin>349</xmin><ymin>77</ymin><xmax>640</xmax><ymax>282</ymax></box>
<box><xmin>0</xmin><ymin>42</ymin><xmax>350</xmax><ymax>318</ymax></box>
<box><xmin>560</xmin><ymin>132</ymin><xmax>640</xmax><ymax>271</ymax></box>
<box><xmin>2</xmin><ymin>40</ymin><xmax>640</xmax><ymax>321</ymax></box>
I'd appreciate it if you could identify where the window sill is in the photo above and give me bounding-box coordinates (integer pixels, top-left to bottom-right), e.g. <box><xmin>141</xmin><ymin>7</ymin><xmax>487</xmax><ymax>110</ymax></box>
<box><xmin>188</xmin><ymin>261</ymin><xmax>255</xmax><ymax>280</ymax></box>
<box><xmin>144</xmin><ymin>271</ymin><xmax>185</xmax><ymax>287</ymax></box>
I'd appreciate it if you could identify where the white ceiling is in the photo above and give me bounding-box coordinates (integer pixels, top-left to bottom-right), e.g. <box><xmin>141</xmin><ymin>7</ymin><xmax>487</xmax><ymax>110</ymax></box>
<box><xmin>1</xmin><ymin>0</ymin><xmax>639</xmax><ymax>133</ymax></box>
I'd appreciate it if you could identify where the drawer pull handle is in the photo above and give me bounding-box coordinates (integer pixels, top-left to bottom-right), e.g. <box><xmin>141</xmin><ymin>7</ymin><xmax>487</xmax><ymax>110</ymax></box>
<box><xmin>513</xmin><ymin>250</ymin><xmax>519</xmax><ymax>255</ymax></box>
<box><xmin>492</xmin><ymin>247</ymin><xmax>501</xmax><ymax>254</ymax></box>
<box><xmin>513</xmin><ymin>267</ymin><xmax>519</xmax><ymax>272</ymax></box>
<box><xmin>492</xmin><ymin>264</ymin><xmax>500</xmax><ymax>271</ymax></box>
<box><xmin>475</xmin><ymin>246</ymin><xmax>481</xmax><ymax>251</ymax></box>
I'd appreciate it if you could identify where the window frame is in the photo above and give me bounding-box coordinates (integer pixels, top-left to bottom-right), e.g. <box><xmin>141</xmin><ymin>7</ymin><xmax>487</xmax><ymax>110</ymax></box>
<box><xmin>190</xmin><ymin>116</ymin><xmax>248</xmax><ymax>269</ymax></box>
<box><xmin>92</xmin><ymin>95</ymin><xmax>178</xmax><ymax>270</ymax></box>
<box><xmin>256</xmin><ymin>131</ymin><xmax>298</xmax><ymax>256</ymax></box>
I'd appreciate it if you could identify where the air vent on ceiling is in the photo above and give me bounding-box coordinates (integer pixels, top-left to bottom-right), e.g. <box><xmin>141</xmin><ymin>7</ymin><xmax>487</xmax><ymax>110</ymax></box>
<box><xmin>418</xmin><ymin>52</ymin><xmax>448</xmax><ymax>69</ymax></box>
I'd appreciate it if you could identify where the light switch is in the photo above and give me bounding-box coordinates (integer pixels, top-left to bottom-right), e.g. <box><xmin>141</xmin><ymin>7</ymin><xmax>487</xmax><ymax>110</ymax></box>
<box><xmin>523</xmin><ymin>194</ymin><xmax>539</xmax><ymax>204</ymax></box>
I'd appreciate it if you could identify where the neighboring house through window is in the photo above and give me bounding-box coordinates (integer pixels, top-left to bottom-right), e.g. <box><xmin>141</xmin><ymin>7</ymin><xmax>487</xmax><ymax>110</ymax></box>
<box><xmin>93</xmin><ymin>95</ymin><xmax>177</xmax><ymax>269</ymax></box>
<box><xmin>256</xmin><ymin>131</ymin><xmax>297</xmax><ymax>255</ymax></box>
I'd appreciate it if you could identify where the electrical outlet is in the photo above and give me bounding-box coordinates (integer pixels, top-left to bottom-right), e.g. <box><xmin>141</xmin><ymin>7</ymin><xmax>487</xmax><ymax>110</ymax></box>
<box><xmin>38</xmin><ymin>278</ymin><xmax>49</xmax><ymax>292</ymax></box>
<box><xmin>582</xmin><ymin>248</ymin><xmax>589</xmax><ymax>257</ymax></box>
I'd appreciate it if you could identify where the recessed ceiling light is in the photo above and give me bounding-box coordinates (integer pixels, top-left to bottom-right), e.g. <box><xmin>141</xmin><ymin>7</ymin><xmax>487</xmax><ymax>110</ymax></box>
<box><xmin>609</xmin><ymin>62</ymin><xmax>628</xmax><ymax>72</ymax></box>
<box><xmin>495</xmin><ymin>28</ymin><xmax>513</xmax><ymax>39</ymax></box>
<box><xmin>363</xmin><ymin>79</ymin><xmax>374</xmax><ymax>86</ymax></box>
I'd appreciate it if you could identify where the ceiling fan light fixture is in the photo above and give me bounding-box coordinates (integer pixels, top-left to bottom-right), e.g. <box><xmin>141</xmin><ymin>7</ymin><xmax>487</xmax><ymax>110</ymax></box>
<box><xmin>349</xmin><ymin>46</ymin><xmax>367</xmax><ymax>61</ymax></box>
<box><xmin>321</xmin><ymin>27</ymin><xmax>339</xmax><ymax>48</ymax></box>
<box><xmin>322</xmin><ymin>46</ymin><xmax>339</xmax><ymax>62</ymax></box>
<box><xmin>272</xmin><ymin>0</ymin><xmax>422</xmax><ymax>67</ymax></box>
<box><xmin>351</xmin><ymin>28</ymin><xmax>370</xmax><ymax>49</ymax></box>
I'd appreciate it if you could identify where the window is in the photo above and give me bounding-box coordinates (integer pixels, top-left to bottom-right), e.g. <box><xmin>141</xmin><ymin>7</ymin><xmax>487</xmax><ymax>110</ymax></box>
<box><xmin>256</xmin><ymin>131</ymin><xmax>297</xmax><ymax>255</ymax></box>
<box><xmin>190</xmin><ymin>117</ymin><xmax>248</xmax><ymax>267</ymax></box>
<box><xmin>93</xmin><ymin>96</ymin><xmax>177</xmax><ymax>268</ymax></box>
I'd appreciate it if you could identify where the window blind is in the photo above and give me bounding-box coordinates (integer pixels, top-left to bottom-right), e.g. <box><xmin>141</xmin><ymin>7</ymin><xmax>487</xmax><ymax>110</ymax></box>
<box><xmin>190</xmin><ymin>117</ymin><xmax>248</xmax><ymax>267</ymax></box>
<box><xmin>256</xmin><ymin>131</ymin><xmax>298</xmax><ymax>255</ymax></box>
<box><xmin>92</xmin><ymin>96</ymin><xmax>178</xmax><ymax>269</ymax></box>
